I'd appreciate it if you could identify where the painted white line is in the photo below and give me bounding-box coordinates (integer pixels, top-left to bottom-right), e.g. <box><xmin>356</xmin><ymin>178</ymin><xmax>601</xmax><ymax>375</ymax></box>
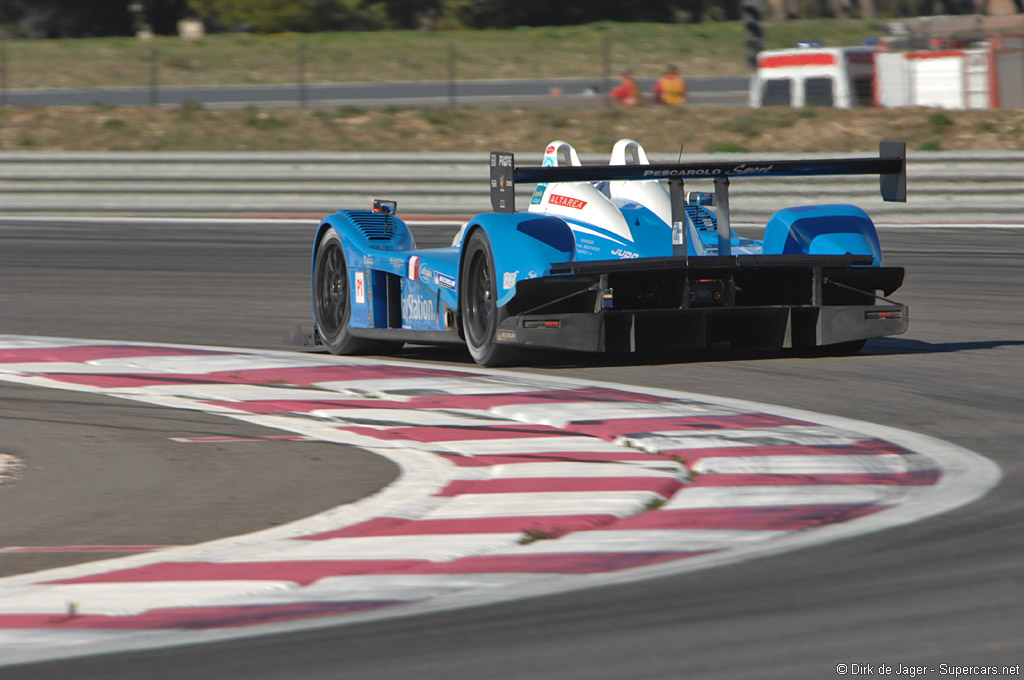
<box><xmin>451</xmin><ymin>462</ymin><xmax>686</xmax><ymax>480</ymax></box>
<box><xmin>490</xmin><ymin>400</ymin><xmax>734</xmax><ymax>426</ymax></box>
<box><xmin>294</xmin><ymin>408</ymin><xmax>511</xmax><ymax>428</ymax></box>
<box><xmin>214</xmin><ymin>534</ymin><xmax>522</xmax><ymax>563</ymax></box>
<box><xmin>0</xmin><ymin>453</ymin><xmax>20</xmax><ymax>481</ymax></box>
<box><xmin>618</xmin><ymin>426</ymin><xmax>868</xmax><ymax>452</ymax></box>
<box><xmin>207</xmin><ymin>573</ymin><xmax>543</xmax><ymax>606</ymax></box>
<box><xmin>692</xmin><ymin>454</ymin><xmax>935</xmax><ymax>475</ymax></box>
<box><xmin>0</xmin><ymin>355</ymin><xmax>321</xmax><ymax>376</ymax></box>
<box><xmin>663</xmin><ymin>484</ymin><xmax>920</xmax><ymax>509</ymax></box>
<box><xmin>314</xmin><ymin>376</ymin><xmax>559</xmax><ymax>397</ymax></box>
<box><xmin>497</xmin><ymin>529</ymin><xmax>786</xmax><ymax>554</ymax></box>
<box><xmin>420</xmin><ymin>491</ymin><xmax>662</xmax><ymax>519</ymax></box>
<box><xmin>124</xmin><ymin>385</ymin><xmax>339</xmax><ymax>401</ymax></box>
<box><xmin>424</xmin><ymin>436</ymin><xmax>635</xmax><ymax>457</ymax></box>
<box><xmin>0</xmin><ymin>582</ymin><xmax>290</xmax><ymax>617</ymax></box>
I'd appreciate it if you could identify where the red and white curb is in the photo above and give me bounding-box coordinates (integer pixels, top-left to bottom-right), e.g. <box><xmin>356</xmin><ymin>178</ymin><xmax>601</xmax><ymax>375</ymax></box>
<box><xmin>0</xmin><ymin>336</ymin><xmax>1000</xmax><ymax>665</ymax></box>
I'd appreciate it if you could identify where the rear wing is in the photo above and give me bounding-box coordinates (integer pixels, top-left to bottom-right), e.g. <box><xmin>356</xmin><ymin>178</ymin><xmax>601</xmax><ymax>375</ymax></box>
<box><xmin>489</xmin><ymin>141</ymin><xmax>906</xmax><ymax>257</ymax></box>
<box><xmin>489</xmin><ymin>140</ymin><xmax>907</xmax><ymax>213</ymax></box>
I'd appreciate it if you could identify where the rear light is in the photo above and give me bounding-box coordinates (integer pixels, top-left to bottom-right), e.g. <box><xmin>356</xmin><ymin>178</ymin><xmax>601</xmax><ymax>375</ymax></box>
<box><xmin>866</xmin><ymin>309</ymin><xmax>903</xmax><ymax>320</ymax></box>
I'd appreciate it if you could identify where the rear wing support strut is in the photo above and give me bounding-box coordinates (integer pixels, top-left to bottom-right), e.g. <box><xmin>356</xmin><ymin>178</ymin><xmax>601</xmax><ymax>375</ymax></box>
<box><xmin>669</xmin><ymin>177</ymin><xmax>686</xmax><ymax>257</ymax></box>
<box><xmin>715</xmin><ymin>175</ymin><xmax>732</xmax><ymax>257</ymax></box>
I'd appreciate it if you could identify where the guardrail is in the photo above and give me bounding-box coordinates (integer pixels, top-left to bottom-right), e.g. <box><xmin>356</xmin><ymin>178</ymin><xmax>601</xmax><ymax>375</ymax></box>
<box><xmin>0</xmin><ymin>150</ymin><xmax>1020</xmax><ymax>224</ymax></box>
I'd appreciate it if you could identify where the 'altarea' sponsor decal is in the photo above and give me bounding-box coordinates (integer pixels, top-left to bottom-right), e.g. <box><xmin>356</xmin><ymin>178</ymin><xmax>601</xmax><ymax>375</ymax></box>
<box><xmin>549</xmin><ymin>194</ymin><xmax>587</xmax><ymax>210</ymax></box>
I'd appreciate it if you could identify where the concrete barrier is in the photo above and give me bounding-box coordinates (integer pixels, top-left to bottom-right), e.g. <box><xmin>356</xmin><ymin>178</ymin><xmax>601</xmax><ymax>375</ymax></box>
<box><xmin>0</xmin><ymin>150</ymin><xmax>1020</xmax><ymax>223</ymax></box>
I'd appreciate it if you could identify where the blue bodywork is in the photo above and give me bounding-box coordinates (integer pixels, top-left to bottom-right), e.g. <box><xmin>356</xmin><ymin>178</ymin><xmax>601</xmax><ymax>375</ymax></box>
<box><xmin>312</xmin><ymin>198</ymin><xmax>887</xmax><ymax>336</ymax></box>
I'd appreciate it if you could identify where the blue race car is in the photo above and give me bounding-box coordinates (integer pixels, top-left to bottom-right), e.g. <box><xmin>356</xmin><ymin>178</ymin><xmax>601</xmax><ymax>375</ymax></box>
<box><xmin>312</xmin><ymin>139</ymin><xmax>908</xmax><ymax>366</ymax></box>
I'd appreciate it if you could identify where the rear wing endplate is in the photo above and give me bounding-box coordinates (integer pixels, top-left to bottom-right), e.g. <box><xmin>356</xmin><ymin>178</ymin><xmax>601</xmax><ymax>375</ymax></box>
<box><xmin>489</xmin><ymin>140</ymin><xmax>907</xmax><ymax>214</ymax></box>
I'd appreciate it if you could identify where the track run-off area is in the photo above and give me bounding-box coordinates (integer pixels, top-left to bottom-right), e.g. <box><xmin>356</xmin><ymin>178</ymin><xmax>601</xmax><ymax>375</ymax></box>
<box><xmin>0</xmin><ymin>334</ymin><xmax>1000</xmax><ymax>666</ymax></box>
<box><xmin>0</xmin><ymin>219</ymin><xmax>1020</xmax><ymax>679</ymax></box>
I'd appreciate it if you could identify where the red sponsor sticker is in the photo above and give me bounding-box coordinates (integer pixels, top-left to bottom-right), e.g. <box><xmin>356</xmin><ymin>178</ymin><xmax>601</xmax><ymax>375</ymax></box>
<box><xmin>549</xmin><ymin>194</ymin><xmax>588</xmax><ymax>210</ymax></box>
<box><xmin>354</xmin><ymin>271</ymin><xmax>366</xmax><ymax>304</ymax></box>
<box><xmin>545</xmin><ymin>145</ymin><xmax>556</xmax><ymax>154</ymax></box>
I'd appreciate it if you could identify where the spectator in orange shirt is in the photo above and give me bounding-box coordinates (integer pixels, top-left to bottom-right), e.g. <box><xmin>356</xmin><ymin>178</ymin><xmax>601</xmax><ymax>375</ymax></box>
<box><xmin>609</xmin><ymin>68</ymin><xmax>639</xmax><ymax>106</ymax></box>
<box><xmin>653</xmin><ymin>65</ymin><xmax>686</xmax><ymax>105</ymax></box>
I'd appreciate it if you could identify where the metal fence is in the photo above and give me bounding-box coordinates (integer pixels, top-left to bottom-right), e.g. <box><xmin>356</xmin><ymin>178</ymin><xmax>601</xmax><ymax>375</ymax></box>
<box><xmin>0</xmin><ymin>33</ymin><xmax>748</xmax><ymax>109</ymax></box>
<box><xmin>0</xmin><ymin>150</ymin><xmax>1021</xmax><ymax>224</ymax></box>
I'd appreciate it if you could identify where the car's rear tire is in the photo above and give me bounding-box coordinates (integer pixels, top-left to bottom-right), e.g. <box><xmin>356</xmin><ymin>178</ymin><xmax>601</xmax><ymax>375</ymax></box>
<box><xmin>314</xmin><ymin>228</ymin><xmax>401</xmax><ymax>356</ymax></box>
<box><xmin>460</xmin><ymin>230</ymin><xmax>523</xmax><ymax>367</ymax></box>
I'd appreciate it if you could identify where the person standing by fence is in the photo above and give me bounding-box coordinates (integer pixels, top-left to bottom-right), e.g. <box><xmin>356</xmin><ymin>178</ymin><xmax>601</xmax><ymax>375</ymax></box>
<box><xmin>653</xmin><ymin>65</ymin><xmax>686</xmax><ymax>105</ymax></box>
<box><xmin>609</xmin><ymin>67</ymin><xmax>639</xmax><ymax>106</ymax></box>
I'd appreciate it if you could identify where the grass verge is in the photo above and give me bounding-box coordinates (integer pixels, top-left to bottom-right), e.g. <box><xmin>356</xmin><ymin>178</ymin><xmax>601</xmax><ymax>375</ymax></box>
<box><xmin>2</xmin><ymin>104</ymin><xmax>1021</xmax><ymax>153</ymax></box>
<box><xmin>0</xmin><ymin>20</ymin><xmax>883</xmax><ymax>90</ymax></box>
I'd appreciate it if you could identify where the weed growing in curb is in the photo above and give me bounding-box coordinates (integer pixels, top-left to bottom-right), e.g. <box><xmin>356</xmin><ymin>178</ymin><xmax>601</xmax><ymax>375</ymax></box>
<box><xmin>518</xmin><ymin>527</ymin><xmax>562</xmax><ymax>545</ymax></box>
<box><xmin>645</xmin><ymin>497</ymin><xmax>666</xmax><ymax>511</ymax></box>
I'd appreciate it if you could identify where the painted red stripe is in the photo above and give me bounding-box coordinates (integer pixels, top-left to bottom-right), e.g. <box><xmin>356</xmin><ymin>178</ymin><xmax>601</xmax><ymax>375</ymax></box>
<box><xmin>608</xmin><ymin>504</ymin><xmax>890</xmax><ymax>531</ymax></box>
<box><xmin>46</xmin><ymin>560</ymin><xmax>430</xmax><ymax>587</ymax></box>
<box><xmin>301</xmin><ymin>514</ymin><xmax>619</xmax><ymax>540</ymax></box>
<box><xmin>563</xmin><ymin>413</ymin><xmax>812</xmax><ymax>441</ymax></box>
<box><xmin>687</xmin><ymin>470</ymin><xmax>940</xmax><ymax>487</ymax></box>
<box><xmin>437</xmin><ymin>451</ymin><xmax>667</xmax><ymax>466</ymax></box>
<box><xmin>0</xmin><ymin>601</ymin><xmax>402</xmax><ymax>631</ymax></box>
<box><xmin>404</xmin><ymin>551</ymin><xmax>713</xmax><ymax>574</ymax></box>
<box><xmin>37</xmin><ymin>364</ymin><xmax>474</xmax><ymax>389</ymax></box>
<box><xmin>338</xmin><ymin>423</ymin><xmax>571</xmax><ymax>443</ymax></box>
<box><xmin>758</xmin><ymin>52</ymin><xmax>837</xmax><ymax>68</ymax></box>
<box><xmin>436</xmin><ymin>477</ymin><xmax>683</xmax><ymax>497</ymax></box>
<box><xmin>668</xmin><ymin>440</ymin><xmax>918</xmax><ymax>463</ymax></box>
<box><xmin>0</xmin><ymin>345</ymin><xmax>228</xmax><ymax>364</ymax></box>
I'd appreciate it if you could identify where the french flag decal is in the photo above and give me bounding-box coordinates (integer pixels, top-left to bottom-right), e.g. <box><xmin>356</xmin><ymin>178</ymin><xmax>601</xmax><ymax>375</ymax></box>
<box><xmin>408</xmin><ymin>255</ymin><xmax>421</xmax><ymax>280</ymax></box>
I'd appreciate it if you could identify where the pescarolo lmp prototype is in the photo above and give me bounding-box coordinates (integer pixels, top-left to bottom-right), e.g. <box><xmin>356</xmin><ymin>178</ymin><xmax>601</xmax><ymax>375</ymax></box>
<box><xmin>312</xmin><ymin>140</ymin><xmax>909</xmax><ymax>366</ymax></box>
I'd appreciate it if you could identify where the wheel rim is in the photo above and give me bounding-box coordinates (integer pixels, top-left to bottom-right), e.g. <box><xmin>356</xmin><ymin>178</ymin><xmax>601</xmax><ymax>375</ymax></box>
<box><xmin>465</xmin><ymin>247</ymin><xmax>494</xmax><ymax>347</ymax></box>
<box><xmin>316</xmin><ymin>242</ymin><xmax>347</xmax><ymax>336</ymax></box>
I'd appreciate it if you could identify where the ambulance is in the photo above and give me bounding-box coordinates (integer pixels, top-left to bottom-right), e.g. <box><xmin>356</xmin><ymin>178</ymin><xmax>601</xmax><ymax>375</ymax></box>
<box><xmin>749</xmin><ymin>46</ymin><xmax>875</xmax><ymax>108</ymax></box>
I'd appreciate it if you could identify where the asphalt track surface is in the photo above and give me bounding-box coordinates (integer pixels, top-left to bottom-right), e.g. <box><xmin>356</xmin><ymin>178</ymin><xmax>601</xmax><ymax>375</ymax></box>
<box><xmin>0</xmin><ymin>220</ymin><xmax>1020</xmax><ymax>679</ymax></box>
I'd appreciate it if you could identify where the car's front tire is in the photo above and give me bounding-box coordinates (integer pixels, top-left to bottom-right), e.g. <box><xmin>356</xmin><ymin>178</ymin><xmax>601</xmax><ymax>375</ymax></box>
<box><xmin>314</xmin><ymin>228</ymin><xmax>379</xmax><ymax>355</ymax></box>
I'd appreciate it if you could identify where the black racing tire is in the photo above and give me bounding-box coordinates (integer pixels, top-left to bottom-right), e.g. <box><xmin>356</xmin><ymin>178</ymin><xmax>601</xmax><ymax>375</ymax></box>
<box><xmin>313</xmin><ymin>228</ymin><xmax>401</xmax><ymax>356</ymax></box>
<box><xmin>460</xmin><ymin>230</ymin><xmax>523</xmax><ymax>367</ymax></box>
